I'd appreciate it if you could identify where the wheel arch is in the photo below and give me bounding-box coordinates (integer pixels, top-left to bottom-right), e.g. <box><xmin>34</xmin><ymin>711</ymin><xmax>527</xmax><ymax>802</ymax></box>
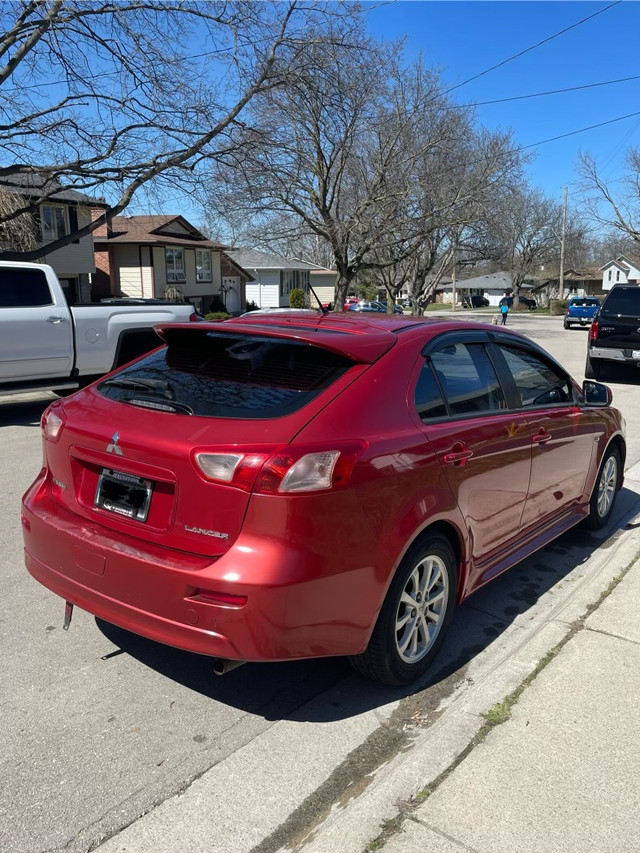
<box><xmin>401</xmin><ymin>519</ymin><xmax>467</xmax><ymax>603</ymax></box>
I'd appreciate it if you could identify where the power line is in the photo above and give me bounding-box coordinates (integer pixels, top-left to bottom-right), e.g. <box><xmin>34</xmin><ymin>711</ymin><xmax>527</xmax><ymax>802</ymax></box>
<box><xmin>520</xmin><ymin>109</ymin><xmax>640</xmax><ymax>151</ymax></box>
<box><xmin>443</xmin><ymin>0</ymin><xmax>622</xmax><ymax>96</ymax></box>
<box><xmin>455</xmin><ymin>73</ymin><xmax>640</xmax><ymax>109</ymax></box>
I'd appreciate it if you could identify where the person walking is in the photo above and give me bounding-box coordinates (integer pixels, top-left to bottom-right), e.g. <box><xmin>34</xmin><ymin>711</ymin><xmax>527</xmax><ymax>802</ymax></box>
<box><xmin>500</xmin><ymin>301</ymin><xmax>509</xmax><ymax>325</ymax></box>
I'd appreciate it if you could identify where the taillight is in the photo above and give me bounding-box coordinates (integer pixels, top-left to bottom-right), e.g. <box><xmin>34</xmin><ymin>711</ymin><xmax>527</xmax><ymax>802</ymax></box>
<box><xmin>189</xmin><ymin>312</ymin><xmax>200</xmax><ymax>322</ymax></box>
<box><xmin>41</xmin><ymin>403</ymin><xmax>65</xmax><ymax>442</ymax></box>
<box><xmin>192</xmin><ymin>441</ymin><xmax>367</xmax><ymax>494</ymax></box>
<box><xmin>589</xmin><ymin>320</ymin><xmax>599</xmax><ymax>341</ymax></box>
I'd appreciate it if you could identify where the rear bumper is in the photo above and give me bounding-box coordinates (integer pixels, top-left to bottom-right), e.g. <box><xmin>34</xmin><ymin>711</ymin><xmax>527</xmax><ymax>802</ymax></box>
<box><xmin>590</xmin><ymin>345</ymin><xmax>640</xmax><ymax>364</ymax></box>
<box><xmin>22</xmin><ymin>477</ymin><xmax>380</xmax><ymax>661</ymax></box>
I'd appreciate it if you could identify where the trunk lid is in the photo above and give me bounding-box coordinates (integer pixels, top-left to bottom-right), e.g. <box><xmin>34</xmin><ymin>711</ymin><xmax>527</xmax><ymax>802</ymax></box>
<box><xmin>44</xmin><ymin>325</ymin><xmax>381</xmax><ymax>557</ymax></box>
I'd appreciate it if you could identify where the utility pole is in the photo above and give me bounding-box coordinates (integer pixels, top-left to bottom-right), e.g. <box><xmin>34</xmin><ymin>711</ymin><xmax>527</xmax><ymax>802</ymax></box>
<box><xmin>451</xmin><ymin>247</ymin><xmax>457</xmax><ymax>312</ymax></box>
<box><xmin>559</xmin><ymin>186</ymin><xmax>567</xmax><ymax>301</ymax></box>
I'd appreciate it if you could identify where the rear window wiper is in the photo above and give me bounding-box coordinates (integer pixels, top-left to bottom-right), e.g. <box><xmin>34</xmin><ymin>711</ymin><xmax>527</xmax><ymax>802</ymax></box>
<box><xmin>101</xmin><ymin>377</ymin><xmax>175</xmax><ymax>399</ymax></box>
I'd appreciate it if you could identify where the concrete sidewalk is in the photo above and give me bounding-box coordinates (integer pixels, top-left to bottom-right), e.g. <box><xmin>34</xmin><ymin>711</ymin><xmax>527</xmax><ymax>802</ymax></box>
<box><xmin>376</xmin><ymin>559</ymin><xmax>640</xmax><ymax>853</ymax></box>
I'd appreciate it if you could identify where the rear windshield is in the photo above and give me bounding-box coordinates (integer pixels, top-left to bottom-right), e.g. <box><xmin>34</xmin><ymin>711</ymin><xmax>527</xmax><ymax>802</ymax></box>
<box><xmin>97</xmin><ymin>330</ymin><xmax>354</xmax><ymax>418</ymax></box>
<box><xmin>601</xmin><ymin>288</ymin><xmax>640</xmax><ymax>316</ymax></box>
<box><xmin>571</xmin><ymin>298</ymin><xmax>599</xmax><ymax>307</ymax></box>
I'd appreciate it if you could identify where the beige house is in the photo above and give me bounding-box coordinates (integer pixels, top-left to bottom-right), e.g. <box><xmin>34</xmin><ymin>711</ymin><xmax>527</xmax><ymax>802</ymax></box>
<box><xmin>0</xmin><ymin>174</ymin><xmax>107</xmax><ymax>304</ymax></box>
<box><xmin>92</xmin><ymin>215</ymin><xmax>251</xmax><ymax>315</ymax></box>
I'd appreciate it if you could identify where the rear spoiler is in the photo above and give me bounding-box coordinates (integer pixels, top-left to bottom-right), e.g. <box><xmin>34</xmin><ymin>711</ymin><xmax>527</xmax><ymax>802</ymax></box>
<box><xmin>154</xmin><ymin>320</ymin><xmax>397</xmax><ymax>365</ymax></box>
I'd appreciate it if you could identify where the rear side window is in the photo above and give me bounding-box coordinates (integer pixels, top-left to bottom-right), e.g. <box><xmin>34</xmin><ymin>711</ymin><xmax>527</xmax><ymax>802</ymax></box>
<box><xmin>98</xmin><ymin>331</ymin><xmax>354</xmax><ymax>419</ymax></box>
<box><xmin>601</xmin><ymin>288</ymin><xmax>640</xmax><ymax>316</ymax></box>
<box><xmin>0</xmin><ymin>267</ymin><xmax>53</xmax><ymax>307</ymax></box>
<box><xmin>417</xmin><ymin>342</ymin><xmax>505</xmax><ymax>418</ymax></box>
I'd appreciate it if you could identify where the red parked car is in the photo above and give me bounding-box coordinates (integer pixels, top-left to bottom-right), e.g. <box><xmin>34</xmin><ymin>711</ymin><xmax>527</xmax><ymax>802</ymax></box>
<box><xmin>22</xmin><ymin>313</ymin><xmax>625</xmax><ymax>685</ymax></box>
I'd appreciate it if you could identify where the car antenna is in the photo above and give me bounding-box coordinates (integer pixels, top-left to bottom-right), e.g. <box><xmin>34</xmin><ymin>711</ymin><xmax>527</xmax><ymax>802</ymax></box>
<box><xmin>308</xmin><ymin>281</ymin><xmax>329</xmax><ymax>314</ymax></box>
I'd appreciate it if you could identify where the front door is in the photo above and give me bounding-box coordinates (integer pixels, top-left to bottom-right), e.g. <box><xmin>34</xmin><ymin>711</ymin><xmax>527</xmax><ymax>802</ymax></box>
<box><xmin>0</xmin><ymin>265</ymin><xmax>73</xmax><ymax>381</ymax></box>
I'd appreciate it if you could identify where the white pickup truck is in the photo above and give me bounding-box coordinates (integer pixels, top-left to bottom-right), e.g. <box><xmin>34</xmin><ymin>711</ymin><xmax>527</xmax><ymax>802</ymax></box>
<box><xmin>0</xmin><ymin>261</ymin><xmax>197</xmax><ymax>397</ymax></box>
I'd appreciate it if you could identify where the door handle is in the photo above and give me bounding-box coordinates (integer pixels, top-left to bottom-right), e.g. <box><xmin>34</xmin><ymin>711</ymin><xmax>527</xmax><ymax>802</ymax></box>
<box><xmin>46</xmin><ymin>315</ymin><xmax>67</xmax><ymax>324</ymax></box>
<box><xmin>443</xmin><ymin>447</ymin><xmax>473</xmax><ymax>466</ymax></box>
<box><xmin>532</xmin><ymin>431</ymin><xmax>551</xmax><ymax>445</ymax></box>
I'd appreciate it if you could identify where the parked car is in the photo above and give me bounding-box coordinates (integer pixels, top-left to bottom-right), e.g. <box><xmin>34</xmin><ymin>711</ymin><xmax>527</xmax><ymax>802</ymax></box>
<box><xmin>348</xmin><ymin>300</ymin><xmax>403</xmax><ymax>314</ymax></box>
<box><xmin>23</xmin><ymin>313</ymin><xmax>624</xmax><ymax>685</ymax></box>
<box><xmin>586</xmin><ymin>285</ymin><xmax>640</xmax><ymax>379</ymax></box>
<box><xmin>564</xmin><ymin>297</ymin><xmax>600</xmax><ymax>329</ymax></box>
<box><xmin>462</xmin><ymin>295</ymin><xmax>489</xmax><ymax>308</ymax></box>
<box><xmin>499</xmin><ymin>295</ymin><xmax>537</xmax><ymax>310</ymax></box>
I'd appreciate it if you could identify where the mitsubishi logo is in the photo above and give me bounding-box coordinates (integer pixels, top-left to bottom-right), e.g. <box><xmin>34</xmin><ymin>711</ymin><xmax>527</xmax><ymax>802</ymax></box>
<box><xmin>106</xmin><ymin>431</ymin><xmax>123</xmax><ymax>456</ymax></box>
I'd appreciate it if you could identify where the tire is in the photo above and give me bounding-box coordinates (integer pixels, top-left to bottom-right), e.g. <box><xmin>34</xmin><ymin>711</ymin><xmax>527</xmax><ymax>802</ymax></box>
<box><xmin>583</xmin><ymin>447</ymin><xmax>620</xmax><ymax>530</ymax></box>
<box><xmin>584</xmin><ymin>351</ymin><xmax>600</xmax><ymax>380</ymax></box>
<box><xmin>349</xmin><ymin>534</ymin><xmax>457</xmax><ymax>686</ymax></box>
<box><xmin>564</xmin><ymin>321</ymin><xmax>570</xmax><ymax>330</ymax></box>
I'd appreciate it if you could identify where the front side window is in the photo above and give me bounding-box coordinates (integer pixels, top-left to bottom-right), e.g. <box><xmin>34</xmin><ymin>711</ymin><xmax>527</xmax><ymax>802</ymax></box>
<box><xmin>41</xmin><ymin>204</ymin><xmax>68</xmax><ymax>241</ymax></box>
<box><xmin>165</xmin><ymin>247</ymin><xmax>185</xmax><ymax>282</ymax></box>
<box><xmin>426</xmin><ymin>342</ymin><xmax>505</xmax><ymax>416</ymax></box>
<box><xmin>195</xmin><ymin>249</ymin><xmax>212</xmax><ymax>282</ymax></box>
<box><xmin>499</xmin><ymin>346</ymin><xmax>572</xmax><ymax>407</ymax></box>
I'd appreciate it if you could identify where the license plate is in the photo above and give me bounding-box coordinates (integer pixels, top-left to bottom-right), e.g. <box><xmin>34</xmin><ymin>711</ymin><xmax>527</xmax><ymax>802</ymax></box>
<box><xmin>95</xmin><ymin>468</ymin><xmax>153</xmax><ymax>521</ymax></box>
<box><xmin>633</xmin><ymin>350</ymin><xmax>640</xmax><ymax>360</ymax></box>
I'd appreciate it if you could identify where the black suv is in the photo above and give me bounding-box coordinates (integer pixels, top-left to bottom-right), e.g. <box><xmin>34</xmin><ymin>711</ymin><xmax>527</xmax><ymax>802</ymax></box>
<box><xmin>499</xmin><ymin>295</ymin><xmax>537</xmax><ymax>310</ymax></box>
<box><xmin>586</xmin><ymin>285</ymin><xmax>640</xmax><ymax>379</ymax></box>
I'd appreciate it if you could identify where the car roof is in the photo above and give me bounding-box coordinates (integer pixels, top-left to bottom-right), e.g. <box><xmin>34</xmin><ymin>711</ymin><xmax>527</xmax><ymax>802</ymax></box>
<box><xmin>155</xmin><ymin>312</ymin><xmax>532</xmax><ymax>365</ymax></box>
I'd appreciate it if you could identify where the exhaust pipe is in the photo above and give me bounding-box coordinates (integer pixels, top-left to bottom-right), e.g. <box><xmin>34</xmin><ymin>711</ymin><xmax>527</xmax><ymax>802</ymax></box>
<box><xmin>212</xmin><ymin>658</ymin><xmax>246</xmax><ymax>676</ymax></box>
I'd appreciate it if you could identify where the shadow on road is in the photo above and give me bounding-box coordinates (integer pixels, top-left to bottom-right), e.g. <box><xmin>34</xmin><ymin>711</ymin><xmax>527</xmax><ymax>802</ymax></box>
<box><xmin>0</xmin><ymin>396</ymin><xmax>53</xmax><ymax>427</ymax></box>
<box><xmin>95</xmin><ymin>484</ymin><xmax>640</xmax><ymax>722</ymax></box>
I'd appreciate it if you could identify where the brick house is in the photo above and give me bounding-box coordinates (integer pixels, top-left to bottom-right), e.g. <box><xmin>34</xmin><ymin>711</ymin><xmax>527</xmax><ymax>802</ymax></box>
<box><xmin>92</xmin><ymin>215</ymin><xmax>252</xmax><ymax>314</ymax></box>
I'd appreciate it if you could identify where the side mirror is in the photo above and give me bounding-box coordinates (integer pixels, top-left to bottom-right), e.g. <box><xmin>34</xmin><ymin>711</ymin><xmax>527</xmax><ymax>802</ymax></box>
<box><xmin>582</xmin><ymin>380</ymin><xmax>612</xmax><ymax>407</ymax></box>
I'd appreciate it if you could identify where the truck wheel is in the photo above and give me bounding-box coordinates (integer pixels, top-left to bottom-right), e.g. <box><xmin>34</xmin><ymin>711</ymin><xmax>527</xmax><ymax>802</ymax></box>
<box><xmin>585</xmin><ymin>351</ymin><xmax>600</xmax><ymax>380</ymax></box>
<box><xmin>563</xmin><ymin>320</ymin><xmax>571</xmax><ymax>330</ymax></box>
<box><xmin>349</xmin><ymin>534</ymin><xmax>457</xmax><ymax>685</ymax></box>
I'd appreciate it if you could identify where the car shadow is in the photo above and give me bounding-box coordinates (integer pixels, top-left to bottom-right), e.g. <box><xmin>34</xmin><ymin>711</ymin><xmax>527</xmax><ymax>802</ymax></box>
<box><xmin>0</xmin><ymin>396</ymin><xmax>53</xmax><ymax>427</ymax></box>
<box><xmin>95</xmin><ymin>484</ymin><xmax>640</xmax><ymax>723</ymax></box>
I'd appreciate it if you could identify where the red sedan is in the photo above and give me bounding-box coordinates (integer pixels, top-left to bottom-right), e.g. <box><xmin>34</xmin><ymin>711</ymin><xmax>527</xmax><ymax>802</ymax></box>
<box><xmin>22</xmin><ymin>313</ymin><xmax>625</xmax><ymax>685</ymax></box>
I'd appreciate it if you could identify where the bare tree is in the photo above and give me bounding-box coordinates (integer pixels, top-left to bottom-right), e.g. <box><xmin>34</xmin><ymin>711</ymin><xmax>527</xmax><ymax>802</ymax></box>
<box><xmin>0</xmin><ymin>186</ymin><xmax>37</xmax><ymax>250</ymax></box>
<box><xmin>488</xmin><ymin>187</ymin><xmax>562</xmax><ymax>305</ymax></box>
<box><xmin>0</xmin><ymin>0</ymin><xmax>361</xmax><ymax>259</ymax></box>
<box><xmin>205</xmin><ymin>51</ymin><xmax>481</xmax><ymax>309</ymax></box>
<box><xmin>580</xmin><ymin>148</ymin><xmax>640</xmax><ymax>244</ymax></box>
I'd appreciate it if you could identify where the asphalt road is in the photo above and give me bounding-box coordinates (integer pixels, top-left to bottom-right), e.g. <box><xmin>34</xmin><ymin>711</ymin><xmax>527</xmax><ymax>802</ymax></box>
<box><xmin>1</xmin><ymin>314</ymin><xmax>639</xmax><ymax>853</ymax></box>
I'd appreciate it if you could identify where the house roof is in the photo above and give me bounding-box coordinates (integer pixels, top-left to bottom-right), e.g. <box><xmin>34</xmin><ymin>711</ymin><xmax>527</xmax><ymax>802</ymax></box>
<box><xmin>441</xmin><ymin>271</ymin><xmax>534</xmax><ymax>291</ymax></box>
<box><xmin>93</xmin><ymin>215</ymin><xmax>224</xmax><ymax>249</ymax></box>
<box><xmin>0</xmin><ymin>173</ymin><xmax>107</xmax><ymax>206</ymax></box>
<box><xmin>221</xmin><ymin>252</ymin><xmax>255</xmax><ymax>282</ymax></box>
<box><xmin>226</xmin><ymin>248</ymin><xmax>319</xmax><ymax>271</ymax></box>
<box><xmin>599</xmin><ymin>254</ymin><xmax>640</xmax><ymax>272</ymax></box>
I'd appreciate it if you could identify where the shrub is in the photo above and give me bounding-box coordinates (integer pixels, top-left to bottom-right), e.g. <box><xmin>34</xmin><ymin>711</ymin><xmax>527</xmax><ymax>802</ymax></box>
<box><xmin>208</xmin><ymin>294</ymin><xmax>226</xmax><ymax>313</ymax></box>
<box><xmin>204</xmin><ymin>311</ymin><xmax>231</xmax><ymax>321</ymax></box>
<box><xmin>244</xmin><ymin>299</ymin><xmax>259</xmax><ymax>312</ymax></box>
<box><xmin>289</xmin><ymin>288</ymin><xmax>306</xmax><ymax>308</ymax></box>
<box><xmin>550</xmin><ymin>299</ymin><xmax>568</xmax><ymax>315</ymax></box>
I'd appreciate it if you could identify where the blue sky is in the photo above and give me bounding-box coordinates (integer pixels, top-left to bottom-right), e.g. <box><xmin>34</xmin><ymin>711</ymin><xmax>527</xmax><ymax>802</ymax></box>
<box><xmin>365</xmin><ymin>0</ymin><xmax>640</xmax><ymax>210</ymax></box>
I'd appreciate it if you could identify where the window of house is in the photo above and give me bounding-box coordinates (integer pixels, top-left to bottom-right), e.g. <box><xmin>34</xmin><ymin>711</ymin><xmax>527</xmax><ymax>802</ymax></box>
<box><xmin>195</xmin><ymin>249</ymin><xmax>212</xmax><ymax>282</ymax></box>
<box><xmin>41</xmin><ymin>204</ymin><xmax>68</xmax><ymax>241</ymax></box>
<box><xmin>616</xmin><ymin>270</ymin><xmax>620</xmax><ymax>282</ymax></box>
<box><xmin>280</xmin><ymin>269</ymin><xmax>310</xmax><ymax>297</ymax></box>
<box><xmin>608</xmin><ymin>270</ymin><xmax>612</xmax><ymax>281</ymax></box>
<box><xmin>165</xmin><ymin>247</ymin><xmax>185</xmax><ymax>282</ymax></box>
